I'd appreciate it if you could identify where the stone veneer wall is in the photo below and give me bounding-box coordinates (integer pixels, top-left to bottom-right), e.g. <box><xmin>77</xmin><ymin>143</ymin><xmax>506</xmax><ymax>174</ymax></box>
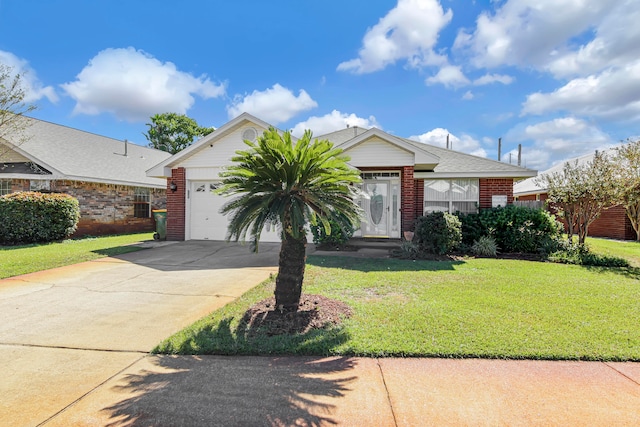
<box><xmin>1</xmin><ymin>179</ymin><xmax>166</xmax><ymax>237</ymax></box>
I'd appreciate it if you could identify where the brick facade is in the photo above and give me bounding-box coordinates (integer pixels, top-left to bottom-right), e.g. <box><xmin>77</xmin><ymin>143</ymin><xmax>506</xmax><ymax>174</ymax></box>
<box><xmin>479</xmin><ymin>178</ymin><xmax>514</xmax><ymax>209</ymax></box>
<box><xmin>401</xmin><ymin>166</ymin><xmax>415</xmax><ymax>233</ymax></box>
<box><xmin>166</xmin><ymin>167</ymin><xmax>186</xmax><ymax>241</ymax></box>
<box><xmin>589</xmin><ymin>205</ymin><xmax>636</xmax><ymax>240</ymax></box>
<box><xmin>414</xmin><ymin>179</ymin><xmax>424</xmax><ymax>220</ymax></box>
<box><xmin>0</xmin><ymin>178</ymin><xmax>166</xmax><ymax>236</ymax></box>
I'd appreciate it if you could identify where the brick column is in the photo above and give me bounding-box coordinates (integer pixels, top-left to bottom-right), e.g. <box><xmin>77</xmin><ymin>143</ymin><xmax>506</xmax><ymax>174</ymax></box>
<box><xmin>401</xmin><ymin>166</ymin><xmax>415</xmax><ymax>233</ymax></box>
<box><xmin>414</xmin><ymin>179</ymin><xmax>424</xmax><ymax>219</ymax></box>
<box><xmin>166</xmin><ymin>167</ymin><xmax>186</xmax><ymax>241</ymax></box>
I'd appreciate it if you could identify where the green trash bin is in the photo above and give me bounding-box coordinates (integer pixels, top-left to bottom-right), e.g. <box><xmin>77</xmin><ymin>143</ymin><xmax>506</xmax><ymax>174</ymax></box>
<box><xmin>152</xmin><ymin>209</ymin><xmax>167</xmax><ymax>240</ymax></box>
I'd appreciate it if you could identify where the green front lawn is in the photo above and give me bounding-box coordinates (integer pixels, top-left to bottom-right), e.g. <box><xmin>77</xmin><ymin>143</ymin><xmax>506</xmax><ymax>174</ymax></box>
<box><xmin>0</xmin><ymin>232</ymin><xmax>153</xmax><ymax>279</ymax></box>
<box><xmin>587</xmin><ymin>237</ymin><xmax>640</xmax><ymax>267</ymax></box>
<box><xmin>155</xmin><ymin>252</ymin><xmax>640</xmax><ymax>361</ymax></box>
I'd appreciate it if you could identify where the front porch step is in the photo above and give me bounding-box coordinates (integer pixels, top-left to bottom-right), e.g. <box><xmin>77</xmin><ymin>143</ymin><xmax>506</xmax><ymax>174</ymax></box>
<box><xmin>348</xmin><ymin>238</ymin><xmax>402</xmax><ymax>250</ymax></box>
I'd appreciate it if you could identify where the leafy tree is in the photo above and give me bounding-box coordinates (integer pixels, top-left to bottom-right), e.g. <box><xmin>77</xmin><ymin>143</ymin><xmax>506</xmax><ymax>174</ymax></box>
<box><xmin>0</xmin><ymin>63</ymin><xmax>36</xmax><ymax>158</ymax></box>
<box><xmin>218</xmin><ymin>127</ymin><xmax>361</xmax><ymax>312</ymax></box>
<box><xmin>143</xmin><ymin>113</ymin><xmax>214</xmax><ymax>154</ymax></box>
<box><xmin>537</xmin><ymin>150</ymin><xmax>615</xmax><ymax>245</ymax></box>
<box><xmin>612</xmin><ymin>140</ymin><xmax>640</xmax><ymax>241</ymax></box>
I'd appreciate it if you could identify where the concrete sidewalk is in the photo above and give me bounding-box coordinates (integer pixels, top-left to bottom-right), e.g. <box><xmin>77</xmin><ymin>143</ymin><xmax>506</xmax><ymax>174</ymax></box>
<box><xmin>2</xmin><ymin>241</ymin><xmax>640</xmax><ymax>426</ymax></box>
<box><xmin>41</xmin><ymin>356</ymin><xmax>640</xmax><ymax>426</ymax></box>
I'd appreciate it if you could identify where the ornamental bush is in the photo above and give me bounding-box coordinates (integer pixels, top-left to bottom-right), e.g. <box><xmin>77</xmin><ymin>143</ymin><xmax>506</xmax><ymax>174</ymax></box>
<box><xmin>0</xmin><ymin>192</ymin><xmax>80</xmax><ymax>245</ymax></box>
<box><xmin>413</xmin><ymin>211</ymin><xmax>462</xmax><ymax>255</ymax></box>
<box><xmin>310</xmin><ymin>213</ymin><xmax>356</xmax><ymax>246</ymax></box>
<box><xmin>458</xmin><ymin>205</ymin><xmax>562</xmax><ymax>254</ymax></box>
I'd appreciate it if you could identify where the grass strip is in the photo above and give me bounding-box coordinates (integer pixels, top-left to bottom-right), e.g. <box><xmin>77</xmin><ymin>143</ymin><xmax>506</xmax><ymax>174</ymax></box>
<box><xmin>0</xmin><ymin>232</ymin><xmax>153</xmax><ymax>278</ymax></box>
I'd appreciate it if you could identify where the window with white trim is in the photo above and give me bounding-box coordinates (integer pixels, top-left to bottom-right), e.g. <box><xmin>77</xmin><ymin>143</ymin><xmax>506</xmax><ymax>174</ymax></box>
<box><xmin>134</xmin><ymin>187</ymin><xmax>151</xmax><ymax>218</ymax></box>
<box><xmin>0</xmin><ymin>180</ymin><xmax>10</xmax><ymax>196</ymax></box>
<box><xmin>424</xmin><ymin>179</ymin><xmax>479</xmax><ymax>214</ymax></box>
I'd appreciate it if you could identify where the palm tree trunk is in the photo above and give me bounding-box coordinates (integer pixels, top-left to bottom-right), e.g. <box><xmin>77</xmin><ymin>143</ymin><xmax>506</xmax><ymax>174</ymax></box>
<box><xmin>274</xmin><ymin>233</ymin><xmax>307</xmax><ymax>312</ymax></box>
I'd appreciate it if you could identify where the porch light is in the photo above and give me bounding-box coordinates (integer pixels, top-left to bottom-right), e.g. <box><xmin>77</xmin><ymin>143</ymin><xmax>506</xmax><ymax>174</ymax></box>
<box><xmin>170</xmin><ymin>181</ymin><xmax>178</xmax><ymax>192</ymax></box>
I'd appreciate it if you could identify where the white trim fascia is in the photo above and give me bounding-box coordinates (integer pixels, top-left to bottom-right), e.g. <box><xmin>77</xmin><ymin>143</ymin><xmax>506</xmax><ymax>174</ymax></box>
<box><xmin>0</xmin><ymin>173</ymin><xmax>166</xmax><ymax>189</ymax></box>
<box><xmin>414</xmin><ymin>170</ymin><xmax>538</xmax><ymax>179</ymax></box>
<box><xmin>337</xmin><ymin>128</ymin><xmax>440</xmax><ymax>166</ymax></box>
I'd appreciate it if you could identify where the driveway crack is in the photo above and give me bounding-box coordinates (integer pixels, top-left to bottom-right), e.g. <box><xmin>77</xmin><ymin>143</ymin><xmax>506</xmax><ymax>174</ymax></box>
<box><xmin>51</xmin><ymin>284</ymin><xmax>237</xmax><ymax>298</ymax></box>
<box><xmin>376</xmin><ymin>359</ymin><xmax>399</xmax><ymax>427</ymax></box>
<box><xmin>37</xmin><ymin>353</ymin><xmax>148</xmax><ymax>426</ymax></box>
<box><xmin>603</xmin><ymin>362</ymin><xmax>640</xmax><ymax>387</ymax></box>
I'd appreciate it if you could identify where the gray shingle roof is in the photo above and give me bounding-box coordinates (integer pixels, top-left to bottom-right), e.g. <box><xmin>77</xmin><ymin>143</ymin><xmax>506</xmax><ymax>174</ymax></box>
<box><xmin>514</xmin><ymin>147</ymin><xmax>617</xmax><ymax>195</ymax></box>
<box><xmin>315</xmin><ymin>126</ymin><xmax>369</xmax><ymax>145</ymax></box>
<box><xmin>1</xmin><ymin>117</ymin><xmax>171</xmax><ymax>188</ymax></box>
<box><xmin>403</xmin><ymin>138</ymin><xmax>536</xmax><ymax>177</ymax></box>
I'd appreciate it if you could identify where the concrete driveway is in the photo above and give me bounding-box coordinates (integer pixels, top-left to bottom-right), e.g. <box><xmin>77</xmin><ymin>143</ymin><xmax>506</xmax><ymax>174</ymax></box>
<box><xmin>0</xmin><ymin>241</ymin><xmax>281</xmax><ymax>427</ymax></box>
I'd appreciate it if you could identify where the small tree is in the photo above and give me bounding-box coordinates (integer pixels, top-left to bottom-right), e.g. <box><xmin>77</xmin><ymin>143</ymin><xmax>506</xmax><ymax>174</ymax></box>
<box><xmin>613</xmin><ymin>140</ymin><xmax>640</xmax><ymax>241</ymax></box>
<box><xmin>538</xmin><ymin>150</ymin><xmax>615</xmax><ymax>245</ymax></box>
<box><xmin>218</xmin><ymin>127</ymin><xmax>361</xmax><ymax>312</ymax></box>
<box><xmin>0</xmin><ymin>63</ymin><xmax>36</xmax><ymax>158</ymax></box>
<box><xmin>143</xmin><ymin>112</ymin><xmax>214</xmax><ymax>154</ymax></box>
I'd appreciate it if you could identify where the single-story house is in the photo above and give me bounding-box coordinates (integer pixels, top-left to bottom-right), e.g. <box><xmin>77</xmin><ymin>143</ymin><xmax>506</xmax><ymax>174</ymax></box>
<box><xmin>147</xmin><ymin>113</ymin><xmax>536</xmax><ymax>242</ymax></box>
<box><xmin>514</xmin><ymin>149</ymin><xmax>637</xmax><ymax>240</ymax></box>
<box><xmin>0</xmin><ymin>117</ymin><xmax>171</xmax><ymax>236</ymax></box>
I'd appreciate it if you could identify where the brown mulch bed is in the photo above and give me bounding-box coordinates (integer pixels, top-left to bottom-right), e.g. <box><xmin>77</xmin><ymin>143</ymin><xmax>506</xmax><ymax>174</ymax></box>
<box><xmin>240</xmin><ymin>294</ymin><xmax>352</xmax><ymax>336</ymax></box>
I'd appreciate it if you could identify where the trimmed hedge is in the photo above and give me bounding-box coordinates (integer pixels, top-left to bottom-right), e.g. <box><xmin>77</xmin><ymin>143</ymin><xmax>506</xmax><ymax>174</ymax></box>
<box><xmin>458</xmin><ymin>205</ymin><xmax>562</xmax><ymax>254</ymax></box>
<box><xmin>0</xmin><ymin>192</ymin><xmax>80</xmax><ymax>245</ymax></box>
<box><xmin>414</xmin><ymin>211</ymin><xmax>462</xmax><ymax>255</ymax></box>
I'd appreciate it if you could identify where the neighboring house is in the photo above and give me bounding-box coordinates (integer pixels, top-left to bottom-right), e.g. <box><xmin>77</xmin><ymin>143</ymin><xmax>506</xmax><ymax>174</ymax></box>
<box><xmin>514</xmin><ymin>149</ymin><xmax>637</xmax><ymax>241</ymax></box>
<box><xmin>0</xmin><ymin>117</ymin><xmax>171</xmax><ymax>236</ymax></box>
<box><xmin>147</xmin><ymin>113</ymin><xmax>536</xmax><ymax>242</ymax></box>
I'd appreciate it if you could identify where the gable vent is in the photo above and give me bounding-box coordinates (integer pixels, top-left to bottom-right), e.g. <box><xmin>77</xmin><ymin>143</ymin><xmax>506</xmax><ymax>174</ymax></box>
<box><xmin>241</xmin><ymin>127</ymin><xmax>258</xmax><ymax>142</ymax></box>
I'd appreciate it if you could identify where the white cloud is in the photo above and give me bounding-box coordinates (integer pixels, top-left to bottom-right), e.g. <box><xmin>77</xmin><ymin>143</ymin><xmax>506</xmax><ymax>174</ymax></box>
<box><xmin>506</xmin><ymin>117</ymin><xmax>613</xmax><ymax>170</ymax></box>
<box><xmin>454</xmin><ymin>0</ymin><xmax>610</xmax><ymax>70</ymax></box>
<box><xmin>291</xmin><ymin>110</ymin><xmax>380</xmax><ymax>137</ymax></box>
<box><xmin>522</xmin><ymin>61</ymin><xmax>640</xmax><ymax>121</ymax></box>
<box><xmin>226</xmin><ymin>84</ymin><xmax>318</xmax><ymax>124</ymax></box>
<box><xmin>462</xmin><ymin>90</ymin><xmax>474</xmax><ymax>100</ymax></box>
<box><xmin>473</xmin><ymin>73</ymin><xmax>514</xmax><ymax>86</ymax></box>
<box><xmin>410</xmin><ymin>128</ymin><xmax>487</xmax><ymax>157</ymax></box>
<box><xmin>0</xmin><ymin>50</ymin><xmax>58</xmax><ymax>103</ymax></box>
<box><xmin>425</xmin><ymin>65</ymin><xmax>470</xmax><ymax>88</ymax></box>
<box><xmin>337</xmin><ymin>0</ymin><xmax>452</xmax><ymax>74</ymax></box>
<box><xmin>61</xmin><ymin>47</ymin><xmax>225</xmax><ymax>122</ymax></box>
<box><xmin>545</xmin><ymin>2</ymin><xmax>640</xmax><ymax>78</ymax></box>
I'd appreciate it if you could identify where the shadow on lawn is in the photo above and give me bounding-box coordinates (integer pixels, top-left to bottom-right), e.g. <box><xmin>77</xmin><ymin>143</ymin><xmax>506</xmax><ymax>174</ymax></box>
<box><xmin>101</xmin><ymin>355</ymin><xmax>357</xmax><ymax>427</ymax></box>
<box><xmin>582</xmin><ymin>265</ymin><xmax>640</xmax><ymax>281</ymax></box>
<box><xmin>307</xmin><ymin>254</ymin><xmax>465</xmax><ymax>272</ymax></box>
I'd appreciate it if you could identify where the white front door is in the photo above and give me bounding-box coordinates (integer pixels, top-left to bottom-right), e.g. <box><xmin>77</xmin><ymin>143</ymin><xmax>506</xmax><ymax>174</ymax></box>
<box><xmin>359</xmin><ymin>178</ymin><xmax>401</xmax><ymax>238</ymax></box>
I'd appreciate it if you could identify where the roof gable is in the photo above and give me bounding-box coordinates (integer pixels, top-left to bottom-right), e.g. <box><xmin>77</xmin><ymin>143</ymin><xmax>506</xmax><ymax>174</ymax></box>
<box><xmin>147</xmin><ymin>112</ymin><xmax>286</xmax><ymax>178</ymax></box>
<box><xmin>335</xmin><ymin>128</ymin><xmax>440</xmax><ymax>169</ymax></box>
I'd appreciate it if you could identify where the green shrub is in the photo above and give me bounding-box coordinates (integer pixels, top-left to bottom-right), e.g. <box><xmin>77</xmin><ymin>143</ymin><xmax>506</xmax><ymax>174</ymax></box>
<box><xmin>310</xmin><ymin>213</ymin><xmax>356</xmax><ymax>246</ymax></box>
<box><xmin>548</xmin><ymin>243</ymin><xmax>630</xmax><ymax>267</ymax></box>
<box><xmin>459</xmin><ymin>205</ymin><xmax>562</xmax><ymax>254</ymax></box>
<box><xmin>0</xmin><ymin>192</ymin><xmax>80</xmax><ymax>245</ymax></box>
<box><xmin>392</xmin><ymin>240</ymin><xmax>420</xmax><ymax>259</ymax></box>
<box><xmin>414</xmin><ymin>211</ymin><xmax>462</xmax><ymax>255</ymax></box>
<box><xmin>472</xmin><ymin>236</ymin><xmax>499</xmax><ymax>257</ymax></box>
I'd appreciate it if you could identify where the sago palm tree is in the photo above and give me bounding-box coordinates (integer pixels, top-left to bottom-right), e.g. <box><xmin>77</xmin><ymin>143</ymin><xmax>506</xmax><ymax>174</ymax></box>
<box><xmin>218</xmin><ymin>127</ymin><xmax>361</xmax><ymax>312</ymax></box>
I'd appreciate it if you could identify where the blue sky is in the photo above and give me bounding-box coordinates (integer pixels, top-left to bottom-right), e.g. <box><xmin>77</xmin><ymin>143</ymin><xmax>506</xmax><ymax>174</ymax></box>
<box><xmin>1</xmin><ymin>0</ymin><xmax>638</xmax><ymax>170</ymax></box>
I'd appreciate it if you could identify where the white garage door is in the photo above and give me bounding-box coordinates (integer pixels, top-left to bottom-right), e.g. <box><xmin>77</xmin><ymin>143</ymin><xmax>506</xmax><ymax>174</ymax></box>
<box><xmin>189</xmin><ymin>181</ymin><xmax>281</xmax><ymax>242</ymax></box>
